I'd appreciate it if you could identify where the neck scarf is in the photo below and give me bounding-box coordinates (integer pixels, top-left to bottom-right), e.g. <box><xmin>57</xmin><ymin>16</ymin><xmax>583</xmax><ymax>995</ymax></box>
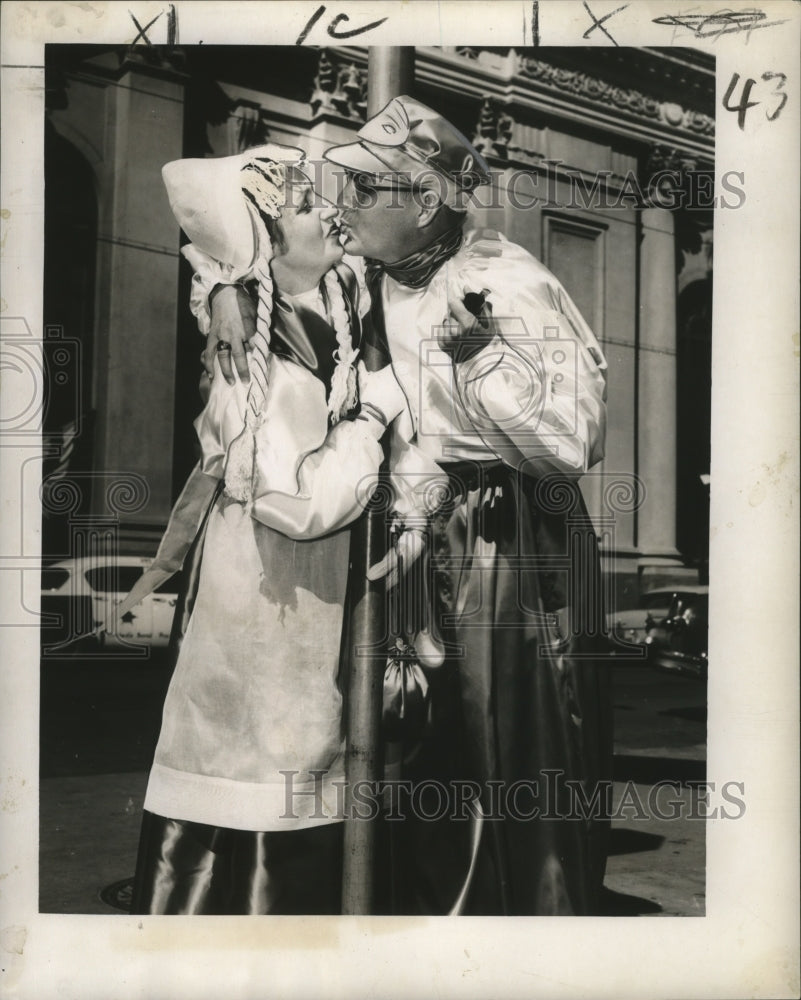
<box><xmin>361</xmin><ymin>225</ymin><xmax>464</xmax><ymax>377</ymax></box>
<box><xmin>367</xmin><ymin>225</ymin><xmax>464</xmax><ymax>289</ymax></box>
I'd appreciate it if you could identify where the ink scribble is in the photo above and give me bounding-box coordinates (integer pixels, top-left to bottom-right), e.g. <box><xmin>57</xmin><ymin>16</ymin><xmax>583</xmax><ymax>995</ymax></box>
<box><xmin>653</xmin><ymin>8</ymin><xmax>787</xmax><ymax>41</ymax></box>
<box><xmin>127</xmin><ymin>4</ymin><xmax>177</xmax><ymax>49</ymax></box>
<box><xmin>295</xmin><ymin>5</ymin><xmax>389</xmax><ymax>46</ymax></box>
<box><xmin>582</xmin><ymin>1</ymin><xmax>629</xmax><ymax>46</ymax></box>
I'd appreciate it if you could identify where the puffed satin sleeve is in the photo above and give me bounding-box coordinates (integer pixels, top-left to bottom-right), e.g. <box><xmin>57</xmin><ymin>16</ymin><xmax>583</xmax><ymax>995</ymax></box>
<box><xmin>450</xmin><ymin>238</ymin><xmax>608</xmax><ymax>477</ymax></box>
<box><xmin>250</xmin><ymin>417</ymin><xmax>385</xmax><ymax>539</ymax></box>
<box><xmin>182</xmin><ymin>243</ymin><xmax>253</xmax><ymax>337</ymax></box>
<box><xmin>195</xmin><ymin>353</ymin><xmax>336</xmax><ymax>493</ymax></box>
<box><xmin>195</xmin><ymin>352</ymin><xmax>384</xmax><ymax>541</ymax></box>
<box><xmin>192</xmin><ymin>354</ymin><xmax>251</xmax><ymax>480</ymax></box>
<box><xmin>250</xmin><ymin>365</ymin><xmax>418</xmax><ymax>539</ymax></box>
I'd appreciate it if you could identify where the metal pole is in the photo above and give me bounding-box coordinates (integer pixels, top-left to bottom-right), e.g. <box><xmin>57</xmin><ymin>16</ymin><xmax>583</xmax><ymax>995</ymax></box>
<box><xmin>341</xmin><ymin>496</ymin><xmax>390</xmax><ymax>915</ymax></box>
<box><xmin>340</xmin><ymin>46</ymin><xmax>415</xmax><ymax>916</ymax></box>
<box><xmin>367</xmin><ymin>47</ymin><xmax>415</xmax><ymax>115</ymax></box>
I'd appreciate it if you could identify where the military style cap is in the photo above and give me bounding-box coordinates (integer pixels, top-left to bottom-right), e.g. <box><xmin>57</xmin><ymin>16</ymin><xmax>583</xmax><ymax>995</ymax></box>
<box><xmin>324</xmin><ymin>96</ymin><xmax>490</xmax><ymax>210</ymax></box>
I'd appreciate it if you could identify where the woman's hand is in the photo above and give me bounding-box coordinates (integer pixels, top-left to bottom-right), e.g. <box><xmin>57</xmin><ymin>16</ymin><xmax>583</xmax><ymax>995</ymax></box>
<box><xmin>367</xmin><ymin>527</ymin><xmax>425</xmax><ymax>590</ymax></box>
<box><xmin>202</xmin><ymin>285</ymin><xmax>257</xmax><ymax>385</ymax></box>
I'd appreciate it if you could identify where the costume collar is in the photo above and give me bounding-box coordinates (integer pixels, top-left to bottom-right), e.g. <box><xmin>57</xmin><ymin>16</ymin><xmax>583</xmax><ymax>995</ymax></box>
<box><xmin>269</xmin><ymin>266</ymin><xmax>359</xmax><ymax>393</ymax></box>
<box><xmin>367</xmin><ymin>225</ymin><xmax>464</xmax><ymax>289</ymax></box>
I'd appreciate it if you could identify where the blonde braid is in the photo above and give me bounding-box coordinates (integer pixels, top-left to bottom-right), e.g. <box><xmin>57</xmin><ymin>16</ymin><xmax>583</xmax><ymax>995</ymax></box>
<box><xmin>324</xmin><ymin>269</ymin><xmax>359</xmax><ymax>424</ymax></box>
<box><xmin>222</xmin><ymin>207</ymin><xmax>276</xmax><ymax>503</ymax></box>
<box><xmin>247</xmin><ymin>209</ymin><xmax>275</xmax><ymax>418</ymax></box>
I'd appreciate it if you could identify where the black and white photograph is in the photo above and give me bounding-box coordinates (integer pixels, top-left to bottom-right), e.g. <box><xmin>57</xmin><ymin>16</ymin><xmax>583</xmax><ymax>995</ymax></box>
<box><xmin>1</xmin><ymin>2</ymin><xmax>798</xmax><ymax>998</ymax></box>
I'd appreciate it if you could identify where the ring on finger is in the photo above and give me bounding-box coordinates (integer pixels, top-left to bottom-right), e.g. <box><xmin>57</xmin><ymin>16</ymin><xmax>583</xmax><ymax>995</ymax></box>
<box><xmin>216</xmin><ymin>340</ymin><xmax>232</xmax><ymax>353</ymax></box>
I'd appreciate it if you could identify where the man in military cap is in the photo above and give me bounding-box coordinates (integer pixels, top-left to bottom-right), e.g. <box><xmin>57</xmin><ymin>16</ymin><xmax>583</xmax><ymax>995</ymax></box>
<box><xmin>197</xmin><ymin>96</ymin><xmax>612</xmax><ymax>916</ymax></box>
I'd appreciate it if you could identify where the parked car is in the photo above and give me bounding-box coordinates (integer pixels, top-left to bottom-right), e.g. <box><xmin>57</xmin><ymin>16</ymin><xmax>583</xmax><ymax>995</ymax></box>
<box><xmin>606</xmin><ymin>584</ymin><xmax>708</xmax><ymax>661</ymax></box>
<box><xmin>644</xmin><ymin>587</ymin><xmax>709</xmax><ymax>679</ymax></box>
<box><xmin>607</xmin><ymin>586</ymin><xmax>687</xmax><ymax>646</ymax></box>
<box><xmin>41</xmin><ymin>556</ymin><xmax>177</xmax><ymax>653</ymax></box>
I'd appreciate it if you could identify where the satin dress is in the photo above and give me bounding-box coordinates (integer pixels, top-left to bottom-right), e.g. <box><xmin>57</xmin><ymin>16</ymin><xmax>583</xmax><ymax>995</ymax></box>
<box><xmin>132</xmin><ymin>269</ymin><xmax>365</xmax><ymax>915</ymax></box>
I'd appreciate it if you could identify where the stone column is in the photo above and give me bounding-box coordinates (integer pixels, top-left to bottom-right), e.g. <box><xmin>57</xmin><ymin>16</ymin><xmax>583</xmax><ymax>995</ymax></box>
<box><xmin>637</xmin><ymin>207</ymin><xmax>685</xmax><ymax>583</ymax></box>
<box><xmin>91</xmin><ymin>57</ymin><xmax>186</xmax><ymax>548</ymax></box>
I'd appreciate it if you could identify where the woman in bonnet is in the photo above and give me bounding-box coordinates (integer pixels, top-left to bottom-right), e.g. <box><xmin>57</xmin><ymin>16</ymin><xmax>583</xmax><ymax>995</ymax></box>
<box><xmin>123</xmin><ymin>144</ymin><xmax>437</xmax><ymax>915</ymax></box>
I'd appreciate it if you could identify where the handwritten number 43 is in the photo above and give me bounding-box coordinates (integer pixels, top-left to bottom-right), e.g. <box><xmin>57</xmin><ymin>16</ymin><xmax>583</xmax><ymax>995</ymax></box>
<box><xmin>723</xmin><ymin>72</ymin><xmax>788</xmax><ymax>130</ymax></box>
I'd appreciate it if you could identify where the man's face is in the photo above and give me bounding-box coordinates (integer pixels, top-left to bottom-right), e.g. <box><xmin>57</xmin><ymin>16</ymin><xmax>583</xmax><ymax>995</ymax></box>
<box><xmin>336</xmin><ymin>172</ymin><xmax>423</xmax><ymax>262</ymax></box>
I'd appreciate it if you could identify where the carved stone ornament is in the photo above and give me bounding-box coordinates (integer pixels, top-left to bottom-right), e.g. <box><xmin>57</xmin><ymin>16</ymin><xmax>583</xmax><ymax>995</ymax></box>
<box><xmin>310</xmin><ymin>51</ymin><xmax>367</xmax><ymax>121</ymax></box>
<box><xmin>472</xmin><ymin>98</ymin><xmax>514</xmax><ymax>158</ymax></box>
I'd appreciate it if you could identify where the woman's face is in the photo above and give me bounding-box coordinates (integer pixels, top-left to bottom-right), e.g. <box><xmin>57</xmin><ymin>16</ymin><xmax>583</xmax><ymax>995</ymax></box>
<box><xmin>273</xmin><ymin>173</ymin><xmax>343</xmax><ymax>279</ymax></box>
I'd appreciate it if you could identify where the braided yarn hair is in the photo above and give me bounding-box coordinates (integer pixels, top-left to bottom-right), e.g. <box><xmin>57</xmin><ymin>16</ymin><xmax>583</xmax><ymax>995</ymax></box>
<box><xmin>324</xmin><ymin>268</ymin><xmax>359</xmax><ymax>423</ymax></box>
<box><xmin>221</xmin><ymin>159</ymin><xmax>285</xmax><ymax>502</ymax></box>
<box><xmin>223</xmin><ymin>157</ymin><xmax>358</xmax><ymax>503</ymax></box>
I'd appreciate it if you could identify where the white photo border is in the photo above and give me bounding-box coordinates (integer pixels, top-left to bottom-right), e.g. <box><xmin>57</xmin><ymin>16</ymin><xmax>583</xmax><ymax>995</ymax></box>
<box><xmin>1</xmin><ymin>2</ymin><xmax>798</xmax><ymax>998</ymax></box>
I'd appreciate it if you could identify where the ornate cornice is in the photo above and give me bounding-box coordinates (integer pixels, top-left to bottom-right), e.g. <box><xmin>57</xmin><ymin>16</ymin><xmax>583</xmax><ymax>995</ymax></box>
<box><xmin>435</xmin><ymin>47</ymin><xmax>714</xmax><ymax>165</ymax></box>
<box><xmin>517</xmin><ymin>54</ymin><xmax>714</xmax><ymax>141</ymax></box>
<box><xmin>328</xmin><ymin>46</ymin><xmax>714</xmax><ymax>167</ymax></box>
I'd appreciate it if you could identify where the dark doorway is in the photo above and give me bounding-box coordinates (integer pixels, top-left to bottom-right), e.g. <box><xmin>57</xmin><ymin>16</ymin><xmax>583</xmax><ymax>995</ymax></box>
<box><xmin>675</xmin><ymin>274</ymin><xmax>712</xmax><ymax>573</ymax></box>
<box><xmin>43</xmin><ymin>121</ymin><xmax>98</xmax><ymax>558</ymax></box>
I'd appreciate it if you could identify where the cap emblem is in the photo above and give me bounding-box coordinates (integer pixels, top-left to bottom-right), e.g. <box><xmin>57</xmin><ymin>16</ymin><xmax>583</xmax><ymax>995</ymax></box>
<box><xmin>358</xmin><ymin>98</ymin><xmax>411</xmax><ymax>147</ymax></box>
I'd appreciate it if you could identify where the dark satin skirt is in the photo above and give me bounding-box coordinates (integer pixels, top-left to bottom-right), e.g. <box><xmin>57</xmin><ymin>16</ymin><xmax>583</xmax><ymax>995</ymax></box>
<box><xmin>394</xmin><ymin>461</ymin><xmax>614</xmax><ymax>916</ymax></box>
<box><xmin>130</xmin><ymin>811</ymin><xmax>344</xmax><ymax>915</ymax></box>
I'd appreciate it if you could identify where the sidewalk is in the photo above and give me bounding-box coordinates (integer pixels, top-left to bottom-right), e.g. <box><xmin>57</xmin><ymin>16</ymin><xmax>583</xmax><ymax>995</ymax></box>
<box><xmin>39</xmin><ymin>771</ymin><xmax>147</xmax><ymax>915</ymax></box>
<box><xmin>604</xmin><ymin>743</ymin><xmax>706</xmax><ymax>917</ymax></box>
<box><xmin>39</xmin><ymin>758</ymin><xmax>706</xmax><ymax>916</ymax></box>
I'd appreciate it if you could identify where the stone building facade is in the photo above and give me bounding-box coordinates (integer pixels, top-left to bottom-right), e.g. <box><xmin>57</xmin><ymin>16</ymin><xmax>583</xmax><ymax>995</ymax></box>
<box><xmin>43</xmin><ymin>43</ymin><xmax>714</xmax><ymax>607</ymax></box>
